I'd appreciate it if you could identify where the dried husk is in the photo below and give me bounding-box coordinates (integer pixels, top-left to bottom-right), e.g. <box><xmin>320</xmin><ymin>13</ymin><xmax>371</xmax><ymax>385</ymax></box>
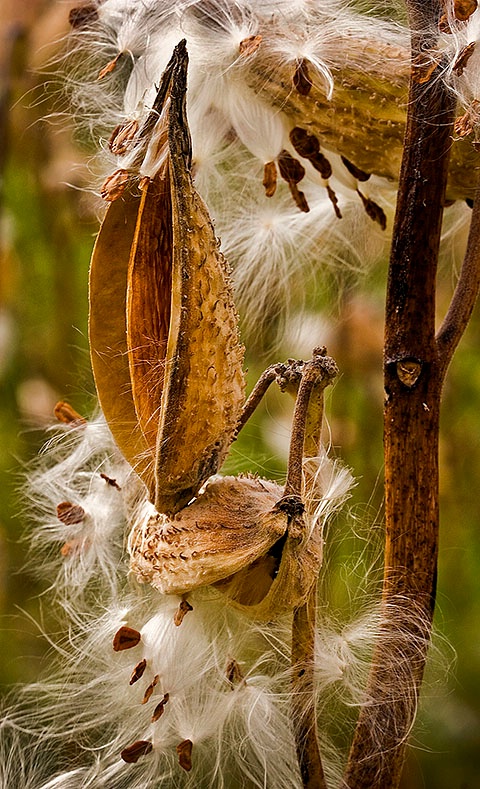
<box><xmin>129</xmin><ymin>474</ymin><xmax>323</xmax><ymax>620</ymax></box>
<box><xmin>89</xmin><ymin>42</ymin><xmax>245</xmax><ymax>511</ymax></box>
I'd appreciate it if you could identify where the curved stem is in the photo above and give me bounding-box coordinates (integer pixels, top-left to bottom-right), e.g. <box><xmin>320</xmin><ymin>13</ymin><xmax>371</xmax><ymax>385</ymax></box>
<box><xmin>291</xmin><ymin>581</ymin><xmax>328</xmax><ymax>789</ymax></box>
<box><xmin>436</xmin><ymin>185</ymin><xmax>480</xmax><ymax>378</ymax></box>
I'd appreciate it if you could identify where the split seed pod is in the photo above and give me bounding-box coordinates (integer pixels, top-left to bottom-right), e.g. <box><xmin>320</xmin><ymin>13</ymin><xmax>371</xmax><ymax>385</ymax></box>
<box><xmin>89</xmin><ymin>41</ymin><xmax>245</xmax><ymax>514</ymax></box>
<box><xmin>90</xmin><ymin>42</ymin><xmax>334</xmax><ymax>621</ymax></box>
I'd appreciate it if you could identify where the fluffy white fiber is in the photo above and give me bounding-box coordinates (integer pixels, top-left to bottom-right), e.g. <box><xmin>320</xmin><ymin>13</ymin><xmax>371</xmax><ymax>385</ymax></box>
<box><xmin>2</xmin><ymin>414</ymin><xmax>364</xmax><ymax>788</ymax></box>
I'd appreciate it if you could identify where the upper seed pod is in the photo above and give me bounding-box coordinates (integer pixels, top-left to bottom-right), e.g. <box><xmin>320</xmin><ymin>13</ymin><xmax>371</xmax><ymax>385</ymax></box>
<box><xmin>89</xmin><ymin>41</ymin><xmax>245</xmax><ymax>513</ymax></box>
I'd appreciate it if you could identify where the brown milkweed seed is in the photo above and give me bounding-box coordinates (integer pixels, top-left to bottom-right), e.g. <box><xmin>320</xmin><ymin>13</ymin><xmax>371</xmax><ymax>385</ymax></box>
<box><xmin>239</xmin><ymin>35</ymin><xmax>262</xmax><ymax>57</ymax></box>
<box><xmin>56</xmin><ymin>502</ymin><xmax>85</xmax><ymax>525</ymax></box>
<box><xmin>226</xmin><ymin>658</ymin><xmax>245</xmax><ymax>687</ymax></box>
<box><xmin>454</xmin><ymin>0</ymin><xmax>478</xmax><ymax>21</ymax></box>
<box><xmin>263</xmin><ymin>161</ymin><xmax>277</xmax><ymax>197</ymax></box>
<box><xmin>326</xmin><ymin>185</ymin><xmax>342</xmax><ymax>219</ymax></box>
<box><xmin>100</xmin><ymin>169</ymin><xmax>129</xmax><ymax>202</ymax></box>
<box><xmin>293</xmin><ymin>58</ymin><xmax>313</xmax><ymax>96</ymax></box>
<box><xmin>98</xmin><ymin>52</ymin><xmax>123</xmax><ymax>80</ymax></box>
<box><xmin>356</xmin><ymin>189</ymin><xmax>387</xmax><ymax>230</ymax></box>
<box><xmin>142</xmin><ymin>675</ymin><xmax>160</xmax><ymax>704</ymax></box>
<box><xmin>129</xmin><ymin>659</ymin><xmax>147</xmax><ymax>685</ymax></box>
<box><xmin>113</xmin><ymin>626</ymin><xmax>141</xmax><ymax>652</ymax></box>
<box><xmin>152</xmin><ymin>693</ymin><xmax>170</xmax><ymax>722</ymax></box>
<box><xmin>108</xmin><ymin>120</ymin><xmax>139</xmax><ymax>156</ymax></box>
<box><xmin>54</xmin><ymin>401</ymin><xmax>86</xmax><ymax>425</ymax></box>
<box><xmin>174</xmin><ymin>599</ymin><xmax>193</xmax><ymax>626</ymax></box>
<box><xmin>120</xmin><ymin>740</ymin><xmax>153</xmax><ymax>764</ymax></box>
<box><xmin>100</xmin><ymin>473</ymin><xmax>121</xmax><ymax>490</ymax></box>
<box><xmin>452</xmin><ymin>42</ymin><xmax>476</xmax><ymax>76</ymax></box>
<box><xmin>289</xmin><ymin>127</ymin><xmax>320</xmax><ymax>159</ymax></box>
<box><xmin>176</xmin><ymin>739</ymin><xmax>193</xmax><ymax>772</ymax></box>
<box><xmin>341</xmin><ymin>156</ymin><xmax>371</xmax><ymax>182</ymax></box>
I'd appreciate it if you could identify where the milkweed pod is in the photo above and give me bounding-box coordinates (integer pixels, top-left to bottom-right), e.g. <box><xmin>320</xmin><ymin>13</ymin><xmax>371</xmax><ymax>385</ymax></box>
<box><xmin>89</xmin><ymin>41</ymin><xmax>245</xmax><ymax>512</ymax></box>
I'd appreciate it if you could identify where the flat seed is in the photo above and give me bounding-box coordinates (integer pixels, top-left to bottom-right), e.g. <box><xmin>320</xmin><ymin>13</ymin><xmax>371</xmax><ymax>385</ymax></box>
<box><xmin>142</xmin><ymin>674</ymin><xmax>160</xmax><ymax>704</ymax></box>
<box><xmin>262</xmin><ymin>161</ymin><xmax>277</xmax><ymax>197</ymax></box>
<box><xmin>239</xmin><ymin>35</ymin><xmax>262</xmax><ymax>57</ymax></box>
<box><xmin>120</xmin><ymin>740</ymin><xmax>153</xmax><ymax>764</ymax></box>
<box><xmin>98</xmin><ymin>52</ymin><xmax>123</xmax><ymax>80</ymax></box>
<box><xmin>113</xmin><ymin>626</ymin><xmax>141</xmax><ymax>652</ymax></box>
<box><xmin>356</xmin><ymin>189</ymin><xmax>387</xmax><ymax>230</ymax></box>
<box><xmin>289</xmin><ymin>127</ymin><xmax>320</xmax><ymax>158</ymax></box>
<box><xmin>226</xmin><ymin>658</ymin><xmax>245</xmax><ymax>687</ymax></box>
<box><xmin>56</xmin><ymin>502</ymin><xmax>85</xmax><ymax>525</ymax></box>
<box><xmin>152</xmin><ymin>692</ymin><xmax>170</xmax><ymax>722</ymax></box>
<box><xmin>100</xmin><ymin>473</ymin><xmax>121</xmax><ymax>490</ymax></box>
<box><xmin>454</xmin><ymin>0</ymin><xmax>478</xmax><ymax>21</ymax></box>
<box><xmin>278</xmin><ymin>150</ymin><xmax>305</xmax><ymax>185</ymax></box>
<box><xmin>100</xmin><ymin>169</ymin><xmax>129</xmax><ymax>202</ymax></box>
<box><xmin>129</xmin><ymin>659</ymin><xmax>147</xmax><ymax>685</ymax></box>
<box><xmin>341</xmin><ymin>156</ymin><xmax>370</xmax><ymax>182</ymax></box>
<box><xmin>174</xmin><ymin>599</ymin><xmax>193</xmax><ymax>626</ymax></box>
<box><xmin>54</xmin><ymin>401</ymin><xmax>86</xmax><ymax>425</ymax></box>
<box><xmin>176</xmin><ymin>739</ymin><xmax>193</xmax><ymax>772</ymax></box>
<box><xmin>109</xmin><ymin>120</ymin><xmax>139</xmax><ymax>156</ymax></box>
<box><xmin>293</xmin><ymin>58</ymin><xmax>313</xmax><ymax>96</ymax></box>
<box><xmin>452</xmin><ymin>42</ymin><xmax>476</xmax><ymax>76</ymax></box>
<box><xmin>327</xmin><ymin>185</ymin><xmax>342</xmax><ymax>219</ymax></box>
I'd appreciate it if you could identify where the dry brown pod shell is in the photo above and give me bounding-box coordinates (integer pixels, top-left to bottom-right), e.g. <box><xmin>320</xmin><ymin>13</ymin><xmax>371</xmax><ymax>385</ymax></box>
<box><xmin>90</xmin><ymin>43</ymin><xmax>339</xmax><ymax>622</ymax></box>
<box><xmin>89</xmin><ymin>41</ymin><xmax>245</xmax><ymax>513</ymax></box>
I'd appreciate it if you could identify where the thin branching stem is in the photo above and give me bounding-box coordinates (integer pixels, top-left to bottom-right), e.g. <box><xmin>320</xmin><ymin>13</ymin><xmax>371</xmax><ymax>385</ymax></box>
<box><xmin>437</xmin><ymin>183</ymin><xmax>480</xmax><ymax>377</ymax></box>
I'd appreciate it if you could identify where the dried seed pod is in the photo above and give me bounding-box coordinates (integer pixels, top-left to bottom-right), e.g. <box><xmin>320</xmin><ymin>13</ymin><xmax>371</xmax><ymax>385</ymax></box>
<box><xmin>121</xmin><ymin>740</ymin><xmax>153</xmax><ymax>764</ymax></box>
<box><xmin>129</xmin><ymin>476</ymin><xmax>286</xmax><ymax>598</ymax></box>
<box><xmin>176</xmin><ymin>739</ymin><xmax>193</xmax><ymax>772</ymax></box>
<box><xmin>89</xmin><ymin>41</ymin><xmax>245</xmax><ymax>512</ymax></box>
<box><xmin>56</xmin><ymin>502</ymin><xmax>85</xmax><ymax>525</ymax></box>
<box><xmin>113</xmin><ymin>626</ymin><xmax>141</xmax><ymax>652</ymax></box>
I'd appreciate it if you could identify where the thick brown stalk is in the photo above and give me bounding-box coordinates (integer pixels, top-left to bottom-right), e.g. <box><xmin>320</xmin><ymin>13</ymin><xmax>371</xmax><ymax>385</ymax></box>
<box><xmin>344</xmin><ymin>1</ymin><xmax>468</xmax><ymax>786</ymax></box>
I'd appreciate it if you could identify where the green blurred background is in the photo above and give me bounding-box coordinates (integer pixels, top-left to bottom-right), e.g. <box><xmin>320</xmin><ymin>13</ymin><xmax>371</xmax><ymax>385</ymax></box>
<box><xmin>0</xmin><ymin>1</ymin><xmax>479</xmax><ymax>787</ymax></box>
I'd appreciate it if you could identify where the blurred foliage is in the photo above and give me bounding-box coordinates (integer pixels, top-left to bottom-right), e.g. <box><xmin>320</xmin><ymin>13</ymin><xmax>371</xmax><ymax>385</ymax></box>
<box><xmin>0</xmin><ymin>2</ymin><xmax>479</xmax><ymax>788</ymax></box>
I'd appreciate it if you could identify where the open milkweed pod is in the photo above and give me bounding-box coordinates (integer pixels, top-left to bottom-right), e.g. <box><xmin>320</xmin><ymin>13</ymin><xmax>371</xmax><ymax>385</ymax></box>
<box><xmin>129</xmin><ymin>353</ymin><xmax>339</xmax><ymax>621</ymax></box>
<box><xmin>89</xmin><ymin>40</ymin><xmax>245</xmax><ymax>513</ymax></box>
